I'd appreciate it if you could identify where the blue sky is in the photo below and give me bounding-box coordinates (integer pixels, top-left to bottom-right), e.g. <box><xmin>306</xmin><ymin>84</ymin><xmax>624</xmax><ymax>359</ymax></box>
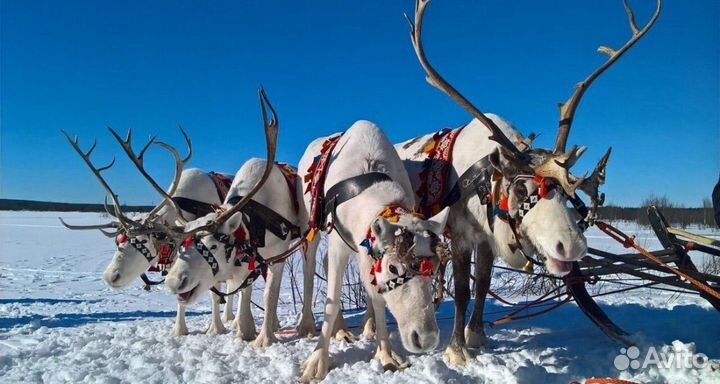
<box><xmin>1</xmin><ymin>0</ymin><xmax>718</xmax><ymax>207</ymax></box>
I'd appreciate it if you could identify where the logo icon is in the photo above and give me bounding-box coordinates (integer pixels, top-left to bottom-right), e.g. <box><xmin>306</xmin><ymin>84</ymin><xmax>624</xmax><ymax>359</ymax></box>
<box><xmin>614</xmin><ymin>346</ymin><xmax>641</xmax><ymax>371</ymax></box>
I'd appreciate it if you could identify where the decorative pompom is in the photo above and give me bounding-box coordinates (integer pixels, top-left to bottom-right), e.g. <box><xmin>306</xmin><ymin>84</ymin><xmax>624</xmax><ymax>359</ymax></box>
<box><xmin>499</xmin><ymin>195</ymin><xmax>510</xmax><ymax>212</ymax></box>
<box><xmin>117</xmin><ymin>234</ymin><xmax>128</xmax><ymax>244</ymax></box>
<box><xmin>183</xmin><ymin>237</ymin><xmax>194</xmax><ymax>248</ymax></box>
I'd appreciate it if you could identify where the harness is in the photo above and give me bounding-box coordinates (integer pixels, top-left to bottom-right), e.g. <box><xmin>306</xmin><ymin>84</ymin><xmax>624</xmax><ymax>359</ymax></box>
<box><xmin>360</xmin><ymin>206</ymin><xmax>438</xmax><ymax>293</ymax></box>
<box><xmin>305</xmin><ymin>135</ymin><xmax>343</xmax><ymax>241</ymax></box>
<box><xmin>195</xmin><ymin>164</ymin><xmax>303</xmax><ymax>300</ymax></box>
<box><xmin>323</xmin><ymin>172</ymin><xmax>394</xmax><ymax>251</ymax></box>
<box><xmin>494</xmin><ymin>174</ymin><xmax>594</xmax><ymax>268</ymax></box>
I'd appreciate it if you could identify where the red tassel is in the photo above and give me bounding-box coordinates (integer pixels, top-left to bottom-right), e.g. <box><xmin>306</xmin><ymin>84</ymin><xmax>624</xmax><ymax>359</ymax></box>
<box><xmin>183</xmin><ymin>237</ymin><xmax>194</xmax><ymax>248</ymax></box>
<box><xmin>420</xmin><ymin>259</ymin><xmax>433</xmax><ymax>277</ymax></box>
<box><xmin>159</xmin><ymin>244</ymin><xmax>171</xmax><ymax>257</ymax></box>
<box><xmin>117</xmin><ymin>234</ymin><xmax>128</xmax><ymax>244</ymax></box>
<box><xmin>499</xmin><ymin>195</ymin><xmax>509</xmax><ymax>212</ymax></box>
<box><xmin>534</xmin><ymin>175</ymin><xmax>549</xmax><ymax>198</ymax></box>
<box><xmin>374</xmin><ymin>259</ymin><xmax>382</xmax><ymax>274</ymax></box>
<box><xmin>248</xmin><ymin>257</ymin><xmax>256</xmax><ymax>271</ymax></box>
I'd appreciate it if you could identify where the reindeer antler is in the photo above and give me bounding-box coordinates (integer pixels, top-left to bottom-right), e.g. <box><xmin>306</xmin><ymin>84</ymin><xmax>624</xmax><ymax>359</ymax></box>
<box><xmin>108</xmin><ymin>126</ymin><xmax>192</xmax><ymax>224</ymax></box>
<box><xmin>405</xmin><ymin>0</ymin><xmax>527</xmax><ymax>163</ymax></box>
<box><xmin>579</xmin><ymin>147</ymin><xmax>612</xmax><ymax>215</ymax></box>
<box><xmin>61</xmin><ymin>131</ymin><xmax>141</xmax><ymax>230</ymax></box>
<box><xmin>554</xmin><ymin>0</ymin><xmax>662</xmax><ymax>153</ymax></box>
<box><xmin>173</xmin><ymin>87</ymin><xmax>279</xmax><ymax>238</ymax></box>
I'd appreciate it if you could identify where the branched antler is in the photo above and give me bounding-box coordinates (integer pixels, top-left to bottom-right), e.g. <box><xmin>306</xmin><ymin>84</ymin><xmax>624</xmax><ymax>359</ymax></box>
<box><xmin>108</xmin><ymin>126</ymin><xmax>192</xmax><ymax>224</ymax></box>
<box><xmin>405</xmin><ymin>0</ymin><xmax>527</xmax><ymax>163</ymax></box>
<box><xmin>60</xmin><ymin>131</ymin><xmax>141</xmax><ymax>229</ymax></box>
<box><xmin>555</xmin><ymin>0</ymin><xmax>662</xmax><ymax>153</ymax></box>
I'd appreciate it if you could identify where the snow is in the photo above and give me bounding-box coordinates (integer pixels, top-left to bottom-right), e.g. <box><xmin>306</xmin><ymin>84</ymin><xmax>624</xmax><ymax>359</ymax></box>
<box><xmin>1</xmin><ymin>211</ymin><xmax>719</xmax><ymax>383</ymax></box>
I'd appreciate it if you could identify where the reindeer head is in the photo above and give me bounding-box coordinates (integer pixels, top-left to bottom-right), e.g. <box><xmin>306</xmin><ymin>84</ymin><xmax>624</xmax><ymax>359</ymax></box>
<box><xmin>363</xmin><ymin>207</ymin><xmax>450</xmax><ymax>352</ymax></box>
<box><xmin>164</xmin><ymin>88</ymin><xmax>279</xmax><ymax>305</ymax></box>
<box><xmin>405</xmin><ymin>0</ymin><xmax>660</xmax><ymax>275</ymax></box>
<box><xmin>59</xmin><ymin>125</ymin><xmax>192</xmax><ymax>288</ymax></box>
<box><xmin>164</xmin><ymin>211</ymin><xmax>249</xmax><ymax>305</ymax></box>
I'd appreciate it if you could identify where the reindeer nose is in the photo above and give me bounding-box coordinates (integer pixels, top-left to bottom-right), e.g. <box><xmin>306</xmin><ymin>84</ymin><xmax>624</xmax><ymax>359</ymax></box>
<box><xmin>104</xmin><ymin>270</ymin><xmax>121</xmax><ymax>286</ymax></box>
<box><xmin>555</xmin><ymin>242</ymin><xmax>566</xmax><ymax>258</ymax></box>
<box><xmin>176</xmin><ymin>274</ymin><xmax>189</xmax><ymax>292</ymax></box>
<box><xmin>411</xmin><ymin>331</ymin><xmax>422</xmax><ymax>350</ymax></box>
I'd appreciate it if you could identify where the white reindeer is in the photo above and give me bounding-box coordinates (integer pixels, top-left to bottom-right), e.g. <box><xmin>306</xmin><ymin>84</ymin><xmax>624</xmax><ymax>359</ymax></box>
<box><xmin>60</xmin><ymin>128</ymin><xmax>238</xmax><ymax>336</ymax></box>
<box><xmin>395</xmin><ymin>0</ymin><xmax>660</xmax><ymax>364</ymax></box>
<box><xmin>163</xmin><ymin>89</ymin><xmax>302</xmax><ymax>347</ymax></box>
<box><xmin>298</xmin><ymin>120</ymin><xmax>451</xmax><ymax>381</ymax></box>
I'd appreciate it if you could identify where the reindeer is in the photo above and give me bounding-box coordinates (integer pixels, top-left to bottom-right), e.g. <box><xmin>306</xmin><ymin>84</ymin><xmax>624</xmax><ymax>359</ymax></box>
<box><xmin>297</xmin><ymin>120</ymin><xmax>451</xmax><ymax>381</ymax></box>
<box><xmin>60</xmin><ymin>127</ymin><xmax>239</xmax><ymax>336</ymax></box>
<box><xmin>162</xmin><ymin>89</ymin><xmax>305</xmax><ymax>347</ymax></box>
<box><xmin>396</xmin><ymin>0</ymin><xmax>661</xmax><ymax>364</ymax></box>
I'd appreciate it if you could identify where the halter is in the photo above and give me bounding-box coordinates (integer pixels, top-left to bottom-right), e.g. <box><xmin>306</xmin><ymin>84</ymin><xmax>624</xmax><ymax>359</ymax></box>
<box><xmin>360</xmin><ymin>205</ymin><xmax>439</xmax><ymax>294</ymax></box>
<box><xmin>116</xmin><ymin>232</ymin><xmax>176</xmax><ymax>265</ymax></box>
<box><xmin>495</xmin><ymin>174</ymin><xmax>556</xmax><ymax>267</ymax></box>
<box><xmin>181</xmin><ymin>233</ymin><xmax>234</xmax><ymax>276</ymax></box>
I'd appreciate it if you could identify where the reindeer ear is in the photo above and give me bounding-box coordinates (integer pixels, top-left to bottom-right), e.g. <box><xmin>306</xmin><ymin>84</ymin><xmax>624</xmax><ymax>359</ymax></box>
<box><xmin>370</xmin><ymin>217</ymin><xmax>402</xmax><ymax>248</ymax></box>
<box><xmin>223</xmin><ymin>212</ymin><xmax>244</xmax><ymax>233</ymax></box>
<box><xmin>424</xmin><ymin>206</ymin><xmax>450</xmax><ymax>236</ymax></box>
<box><xmin>489</xmin><ymin>147</ymin><xmax>517</xmax><ymax>178</ymax></box>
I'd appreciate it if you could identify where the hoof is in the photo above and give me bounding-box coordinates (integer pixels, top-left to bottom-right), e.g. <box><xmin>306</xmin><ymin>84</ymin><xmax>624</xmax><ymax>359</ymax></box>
<box><xmin>170</xmin><ymin>326</ymin><xmax>188</xmax><ymax>337</ymax></box>
<box><xmin>205</xmin><ymin>322</ymin><xmax>228</xmax><ymax>336</ymax></box>
<box><xmin>375</xmin><ymin>348</ymin><xmax>410</xmax><ymax>372</ymax></box>
<box><xmin>251</xmin><ymin>330</ymin><xmax>277</xmax><ymax>348</ymax></box>
<box><xmin>301</xmin><ymin>349</ymin><xmax>330</xmax><ymax>383</ymax></box>
<box><xmin>296</xmin><ymin>316</ymin><xmax>318</xmax><ymax>338</ymax></box>
<box><xmin>362</xmin><ymin>317</ymin><xmax>376</xmax><ymax>340</ymax></box>
<box><xmin>444</xmin><ymin>345</ymin><xmax>473</xmax><ymax>365</ymax></box>
<box><xmin>465</xmin><ymin>326</ymin><xmax>488</xmax><ymax>349</ymax></box>
<box><xmin>333</xmin><ymin>328</ymin><xmax>356</xmax><ymax>343</ymax></box>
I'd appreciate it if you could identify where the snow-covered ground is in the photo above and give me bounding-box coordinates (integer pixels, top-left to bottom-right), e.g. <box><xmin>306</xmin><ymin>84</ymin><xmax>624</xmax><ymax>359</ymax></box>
<box><xmin>1</xmin><ymin>211</ymin><xmax>719</xmax><ymax>383</ymax></box>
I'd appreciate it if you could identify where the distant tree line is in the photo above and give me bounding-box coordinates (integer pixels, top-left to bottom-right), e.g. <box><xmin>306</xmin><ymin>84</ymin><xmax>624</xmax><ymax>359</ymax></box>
<box><xmin>0</xmin><ymin>199</ymin><xmax>153</xmax><ymax>213</ymax></box>
<box><xmin>598</xmin><ymin>194</ymin><xmax>717</xmax><ymax>228</ymax></box>
<box><xmin>1</xmin><ymin>196</ymin><xmax>716</xmax><ymax>229</ymax></box>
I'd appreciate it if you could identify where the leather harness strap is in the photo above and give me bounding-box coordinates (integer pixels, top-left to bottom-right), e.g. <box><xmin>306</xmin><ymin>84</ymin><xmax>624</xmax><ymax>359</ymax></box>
<box><xmin>226</xmin><ymin>196</ymin><xmax>301</xmax><ymax>244</ymax></box>
<box><xmin>172</xmin><ymin>196</ymin><xmax>216</xmax><ymax>217</ymax></box>
<box><xmin>322</xmin><ymin>172</ymin><xmax>394</xmax><ymax>252</ymax></box>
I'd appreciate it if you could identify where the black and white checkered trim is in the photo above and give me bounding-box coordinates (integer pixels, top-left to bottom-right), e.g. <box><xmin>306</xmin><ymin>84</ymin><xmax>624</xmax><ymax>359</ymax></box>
<box><xmin>378</xmin><ymin>272</ymin><xmax>413</xmax><ymax>294</ymax></box>
<box><xmin>517</xmin><ymin>192</ymin><xmax>541</xmax><ymax>219</ymax></box>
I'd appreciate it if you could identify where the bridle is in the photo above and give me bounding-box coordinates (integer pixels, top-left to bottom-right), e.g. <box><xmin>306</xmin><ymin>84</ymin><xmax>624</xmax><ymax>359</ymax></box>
<box><xmin>495</xmin><ymin>173</ymin><xmax>594</xmax><ymax>268</ymax></box>
<box><xmin>180</xmin><ymin>233</ymin><xmax>234</xmax><ymax>277</ymax></box>
<box><xmin>179</xmin><ymin>227</ymin><xmax>271</xmax><ymax>301</ymax></box>
<box><xmin>361</xmin><ymin>206</ymin><xmax>445</xmax><ymax>294</ymax></box>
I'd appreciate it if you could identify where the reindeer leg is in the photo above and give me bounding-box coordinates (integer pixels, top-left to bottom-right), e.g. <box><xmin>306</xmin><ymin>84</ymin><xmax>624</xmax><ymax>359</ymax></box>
<box><xmin>253</xmin><ymin>262</ymin><xmax>284</xmax><ymax>348</ymax></box>
<box><xmin>206</xmin><ymin>286</ymin><xmax>228</xmax><ymax>335</ymax></box>
<box><xmin>444</xmin><ymin>243</ymin><xmax>472</xmax><ymax>365</ymax></box>
<box><xmin>371</xmin><ymin>293</ymin><xmax>409</xmax><ymax>371</ymax></box>
<box><xmin>326</xmin><ymin>253</ymin><xmax>355</xmax><ymax>342</ymax></box>
<box><xmin>170</xmin><ymin>303</ymin><xmax>188</xmax><ymax>336</ymax></box>
<box><xmin>301</xmin><ymin>236</ymin><xmax>350</xmax><ymax>382</ymax></box>
<box><xmin>466</xmin><ymin>241</ymin><xmax>492</xmax><ymax>349</ymax></box>
<box><xmin>297</xmin><ymin>237</ymin><xmax>319</xmax><ymax>337</ymax></box>
<box><xmin>224</xmin><ymin>280</ymin><xmax>235</xmax><ymax>322</ymax></box>
<box><xmin>333</xmin><ymin>311</ymin><xmax>355</xmax><ymax>342</ymax></box>
<box><xmin>362</xmin><ymin>302</ymin><xmax>376</xmax><ymax>340</ymax></box>
<box><xmin>235</xmin><ymin>285</ymin><xmax>257</xmax><ymax>341</ymax></box>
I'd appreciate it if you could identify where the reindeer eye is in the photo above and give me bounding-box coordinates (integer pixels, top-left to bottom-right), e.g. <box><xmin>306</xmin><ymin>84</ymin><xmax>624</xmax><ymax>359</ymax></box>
<box><xmin>210</xmin><ymin>245</ymin><xmax>218</xmax><ymax>250</ymax></box>
<box><xmin>388</xmin><ymin>264</ymin><xmax>398</xmax><ymax>275</ymax></box>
